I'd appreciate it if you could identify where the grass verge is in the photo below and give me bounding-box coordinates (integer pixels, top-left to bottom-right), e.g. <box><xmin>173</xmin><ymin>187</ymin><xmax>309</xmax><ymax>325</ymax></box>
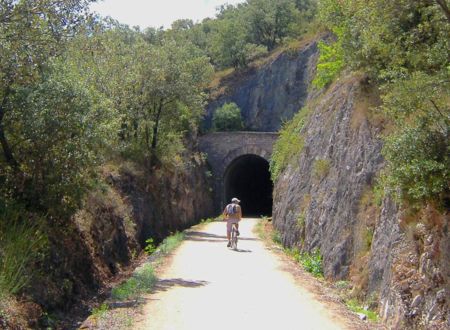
<box><xmin>111</xmin><ymin>264</ymin><xmax>157</xmax><ymax>301</ymax></box>
<box><xmin>346</xmin><ymin>299</ymin><xmax>378</xmax><ymax>322</ymax></box>
<box><xmin>257</xmin><ymin>217</ymin><xmax>324</xmax><ymax>278</ymax></box>
<box><xmin>256</xmin><ymin>217</ymin><xmax>379</xmax><ymax>323</ymax></box>
<box><xmin>87</xmin><ymin>231</ymin><xmax>186</xmax><ymax>328</ymax></box>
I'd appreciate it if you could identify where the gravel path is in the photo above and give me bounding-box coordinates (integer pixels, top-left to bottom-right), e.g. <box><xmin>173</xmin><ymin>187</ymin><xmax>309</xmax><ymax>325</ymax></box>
<box><xmin>134</xmin><ymin>218</ymin><xmax>365</xmax><ymax>330</ymax></box>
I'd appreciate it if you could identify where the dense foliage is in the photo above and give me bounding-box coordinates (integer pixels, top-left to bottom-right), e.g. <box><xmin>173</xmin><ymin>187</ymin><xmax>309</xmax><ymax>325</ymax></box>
<box><xmin>311</xmin><ymin>0</ymin><xmax>449</xmax><ymax>206</ymax></box>
<box><xmin>212</xmin><ymin>103</ymin><xmax>244</xmax><ymax>131</ymax></box>
<box><xmin>0</xmin><ymin>0</ymin><xmax>213</xmax><ymax>299</ymax></box>
<box><xmin>166</xmin><ymin>0</ymin><xmax>317</xmax><ymax>68</ymax></box>
<box><xmin>0</xmin><ymin>0</ymin><xmax>318</xmax><ymax>302</ymax></box>
<box><xmin>270</xmin><ymin>107</ymin><xmax>309</xmax><ymax>180</ymax></box>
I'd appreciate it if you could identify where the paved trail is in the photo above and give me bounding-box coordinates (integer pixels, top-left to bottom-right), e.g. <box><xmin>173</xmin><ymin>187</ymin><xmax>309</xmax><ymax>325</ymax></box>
<box><xmin>135</xmin><ymin>218</ymin><xmax>360</xmax><ymax>330</ymax></box>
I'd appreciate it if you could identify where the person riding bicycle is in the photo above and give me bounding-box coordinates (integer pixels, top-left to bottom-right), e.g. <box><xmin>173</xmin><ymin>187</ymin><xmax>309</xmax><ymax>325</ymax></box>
<box><xmin>223</xmin><ymin>197</ymin><xmax>242</xmax><ymax>247</ymax></box>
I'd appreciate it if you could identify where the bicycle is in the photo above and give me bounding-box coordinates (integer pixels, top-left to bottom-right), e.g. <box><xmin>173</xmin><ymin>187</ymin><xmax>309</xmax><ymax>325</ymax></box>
<box><xmin>230</xmin><ymin>223</ymin><xmax>238</xmax><ymax>250</ymax></box>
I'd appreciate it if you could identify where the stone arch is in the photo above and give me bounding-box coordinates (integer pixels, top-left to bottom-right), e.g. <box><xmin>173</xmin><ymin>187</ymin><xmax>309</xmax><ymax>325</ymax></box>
<box><xmin>198</xmin><ymin>132</ymin><xmax>278</xmax><ymax>212</ymax></box>
<box><xmin>222</xmin><ymin>147</ymin><xmax>273</xmax><ymax>216</ymax></box>
<box><xmin>222</xmin><ymin>145</ymin><xmax>271</xmax><ymax>176</ymax></box>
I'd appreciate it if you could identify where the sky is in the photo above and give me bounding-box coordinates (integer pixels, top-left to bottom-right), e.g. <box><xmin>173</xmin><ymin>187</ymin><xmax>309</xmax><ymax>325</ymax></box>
<box><xmin>90</xmin><ymin>0</ymin><xmax>246</xmax><ymax>29</ymax></box>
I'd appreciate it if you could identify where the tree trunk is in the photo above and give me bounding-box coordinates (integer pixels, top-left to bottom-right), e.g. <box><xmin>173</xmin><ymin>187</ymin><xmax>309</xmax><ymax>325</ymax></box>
<box><xmin>149</xmin><ymin>100</ymin><xmax>163</xmax><ymax>167</ymax></box>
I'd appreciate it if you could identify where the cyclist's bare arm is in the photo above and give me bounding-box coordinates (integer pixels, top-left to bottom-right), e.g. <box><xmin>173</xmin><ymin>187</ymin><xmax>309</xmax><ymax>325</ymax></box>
<box><xmin>222</xmin><ymin>207</ymin><xmax>228</xmax><ymax>220</ymax></box>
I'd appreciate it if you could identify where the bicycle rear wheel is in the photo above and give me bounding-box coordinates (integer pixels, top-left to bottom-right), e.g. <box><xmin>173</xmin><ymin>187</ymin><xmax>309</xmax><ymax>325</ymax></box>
<box><xmin>231</xmin><ymin>225</ymin><xmax>238</xmax><ymax>250</ymax></box>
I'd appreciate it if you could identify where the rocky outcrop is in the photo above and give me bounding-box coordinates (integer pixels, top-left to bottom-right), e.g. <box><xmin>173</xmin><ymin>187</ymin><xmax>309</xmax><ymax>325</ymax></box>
<box><xmin>272</xmin><ymin>75</ymin><xmax>449</xmax><ymax>328</ymax></box>
<box><xmin>273</xmin><ymin>76</ymin><xmax>384</xmax><ymax>278</ymax></box>
<box><xmin>24</xmin><ymin>147</ymin><xmax>214</xmax><ymax>326</ymax></box>
<box><xmin>370</xmin><ymin>203</ymin><xmax>449</xmax><ymax>329</ymax></box>
<box><xmin>204</xmin><ymin>39</ymin><xmax>320</xmax><ymax>132</ymax></box>
<box><xmin>110</xmin><ymin>152</ymin><xmax>215</xmax><ymax>245</ymax></box>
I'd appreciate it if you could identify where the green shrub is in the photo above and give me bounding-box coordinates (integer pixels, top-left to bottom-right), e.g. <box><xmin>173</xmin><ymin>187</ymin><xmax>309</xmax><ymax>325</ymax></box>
<box><xmin>284</xmin><ymin>247</ymin><xmax>323</xmax><ymax>277</ymax></box>
<box><xmin>91</xmin><ymin>303</ymin><xmax>109</xmax><ymax>319</ymax></box>
<box><xmin>212</xmin><ymin>102</ymin><xmax>244</xmax><ymax>131</ymax></box>
<box><xmin>158</xmin><ymin>232</ymin><xmax>185</xmax><ymax>255</ymax></box>
<box><xmin>111</xmin><ymin>231</ymin><xmax>185</xmax><ymax>301</ymax></box>
<box><xmin>0</xmin><ymin>205</ymin><xmax>47</xmax><ymax>297</ymax></box>
<box><xmin>381</xmin><ymin>72</ymin><xmax>449</xmax><ymax>205</ymax></box>
<box><xmin>312</xmin><ymin>27</ymin><xmax>344</xmax><ymax>89</ymax></box>
<box><xmin>285</xmin><ymin>247</ymin><xmax>301</xmax><ymax>262</ymax></box>
<box><xmin>296</xmin><ymin>212</ymin><xmax>306</xmax><ymax>229</ymax></box>
<box><xmin>315</xmin><ymin>0</ymin><xmax>449</xmax><ymax>207</ymax></box>
<box><xmin>313</xmin><ymin>159</ymin><xmax>331</xmax><ymax>179</ymax></box>
<box><xmin>346</xmin><ymin>299</ymin><xmax>379</xmax><ymax>321</ymax></box>
<box><xmin>299</xmin><ymin>248</ymin><xmax>323</xmax><ymax>277</ymax></box>
<box><xmin>144</xmin><ymin>238</ymin><xmax>157</xmax><ymax>255</ymax></box>
<box><xmin>270</xmin><ymin>107</ymin><xmax>310</xmax><ymax>181</ymax></box>
<box><xmin>271</xmin><ymin>230</ymin><xmax>283</xmax><ymax>245</ymax></box>
<box><xmin>364</xmin><ymin>228</ymin><xmax>374</xmax><ymax>251</ymax></box>
<box><xmin>200</xmin><ymin>217</ymin><xmax>215</xmax><ymax>224</ymax></box>
<box><xmin>111</xmin><ymin>264</ymin><xmax>156</xmax><ymax>301</ymax></box>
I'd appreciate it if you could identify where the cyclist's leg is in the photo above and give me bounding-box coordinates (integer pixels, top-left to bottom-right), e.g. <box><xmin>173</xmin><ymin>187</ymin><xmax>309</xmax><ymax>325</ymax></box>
<box><xmin>232</xmin><ymin>224</ymin><xmax>238</xmax><ymax>248</ymax></box>
<box><xmin>226</xmin><ymin>220</ymin><xmax>232</xmax><ymax>246</ymax></box>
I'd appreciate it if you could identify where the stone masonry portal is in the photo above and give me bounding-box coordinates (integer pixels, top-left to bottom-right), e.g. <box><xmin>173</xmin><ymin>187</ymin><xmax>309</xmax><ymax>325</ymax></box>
<box><xmin>198</xmin><ymin>132</ymin><xmax>278</xmax><ymax>215</ymax></box>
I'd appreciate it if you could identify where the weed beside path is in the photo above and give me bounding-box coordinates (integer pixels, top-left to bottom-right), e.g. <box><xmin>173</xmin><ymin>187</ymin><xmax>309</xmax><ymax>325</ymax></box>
<box><xmin>255</xmin><ymin>218</ymin><xmax>384</xmax><ymax>328</ymax></box>
<box><xmin>80</xmin><ymin>230</ymin><xmax>188</xmax><ymax>329</ymax></box>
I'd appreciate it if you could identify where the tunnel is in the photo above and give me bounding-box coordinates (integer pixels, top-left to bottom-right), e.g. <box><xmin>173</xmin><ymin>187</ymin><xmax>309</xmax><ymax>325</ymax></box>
<box><xmin>224</xmin><ymin>154</ymin><xmax>273</xmax><ymax>216</ymax></box>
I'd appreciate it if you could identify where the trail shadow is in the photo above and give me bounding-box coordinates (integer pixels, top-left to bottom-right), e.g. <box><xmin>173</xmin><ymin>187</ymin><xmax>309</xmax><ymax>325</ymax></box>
<box><xmin>99</xmin><ymin>278</ymin><xmax>209</xmax><ymax>314</ymax></box>
<box><xmin>185</xmin><ymin>231</ymin><xmax>258</xmax><ymax>243</ymax></box>
<box><xmin>152</xmin><ymin>278</ymin><xmax>209</xmax><ymax>293</ymax></box>
<box><xmin>230</xmin><ymin>248</ymin><xmax>252</xmax><ymax>253</ymax></box>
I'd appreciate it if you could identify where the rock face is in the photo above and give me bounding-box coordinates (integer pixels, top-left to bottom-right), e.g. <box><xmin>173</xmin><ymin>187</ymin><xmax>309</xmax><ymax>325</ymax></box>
<box><xmin>204</xmin><ymin>40</ymin><xmax>319</xmax><ymax>132</ymax></box>
<box><xmin>273</xmin><ymin>76</ymin><xmax>384</xmax><ymax>279</ymax></box>
<box><xmin>370</xmin><ymin>203</ymin><xmax>449</xmax><ymax>329</ymax></box>
<box><xmin>111</xmin><ymin>152</ymin><xmax>215</xmax><ymax>245</ymax></box>
<box><xmin>272</xmin><ymin>75</ymin><xmax>449</xmax><ymax>328</ymax></box>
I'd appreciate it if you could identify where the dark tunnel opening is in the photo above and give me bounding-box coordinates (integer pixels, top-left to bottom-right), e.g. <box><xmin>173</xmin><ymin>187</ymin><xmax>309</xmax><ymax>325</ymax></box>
<box><xmin>224</xmin><ymin>155</ymin><xmax>273</xmax><ymax>216</ymax></box>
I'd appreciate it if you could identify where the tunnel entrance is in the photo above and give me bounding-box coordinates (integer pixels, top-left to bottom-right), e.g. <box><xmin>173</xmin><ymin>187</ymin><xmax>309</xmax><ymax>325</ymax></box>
<box><xmin>224</xmin><ymin>155</ymin><xmax>273</xmax><ymax>216</ymax></box>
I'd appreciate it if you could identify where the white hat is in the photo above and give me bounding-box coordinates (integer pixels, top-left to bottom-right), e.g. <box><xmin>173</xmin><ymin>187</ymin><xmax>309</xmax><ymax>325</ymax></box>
<box><xmin>231</xmin><ymin>198</ymin><xmax>240</xmax><ymax>203</ymax></box>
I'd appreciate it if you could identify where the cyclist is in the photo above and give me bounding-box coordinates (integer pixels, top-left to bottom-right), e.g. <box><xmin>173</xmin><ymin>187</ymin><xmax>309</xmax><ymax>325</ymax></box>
<box><xmin>223</xmin><ymin>197</ymin><xmax>242</xmax><ymax>247</ymax></box>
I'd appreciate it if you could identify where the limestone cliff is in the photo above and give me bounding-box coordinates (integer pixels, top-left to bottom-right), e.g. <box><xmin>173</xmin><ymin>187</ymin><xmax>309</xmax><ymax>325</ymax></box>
<box><xmin>272</xmin><ymin>75</ymin><xmax>449</xmax><ymax>329</ymax></box>
<box><xmin>204</xmin><ymin>39</ymin><xmax>320</xmax><ymax>132</ymax></box>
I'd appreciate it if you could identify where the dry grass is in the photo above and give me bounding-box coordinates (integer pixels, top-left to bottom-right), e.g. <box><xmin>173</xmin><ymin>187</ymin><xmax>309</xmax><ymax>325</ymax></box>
<box><xmin>208</xmin><ymin>32</ymin><xmax>325</xmax><ymax>100</ymax></box>
<box><xmin>209</xmin><ymin>67</ymin><xmax>235</xmax><ymax>90</ymax></box>
<box><xmin>349</xmin><ymin>252</ymin><xmax>370</xmax><ymax>300</ymax></box>
<box><xmin>0</xmin><ymin>296</ymin><xmax>41</xmax><ymax>329</ymax></box>
<box><xmin>351</xmin><ymin>78</ymin><xmax>385</xmax><ymax>131</ymax></box>
<box><xmin>349</xmin><ymin>186</ymin><xmax>380</xmax><ymax>299</ymax></box>
<box><xmin>252</xmin><ymin>31</ymin><xmax>326</xmax><ymax>69</ymax></box>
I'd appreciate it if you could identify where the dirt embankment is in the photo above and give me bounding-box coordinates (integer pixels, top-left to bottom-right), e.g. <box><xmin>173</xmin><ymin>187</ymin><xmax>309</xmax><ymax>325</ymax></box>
<box><xmin>4</xmin><ymin>151</ymin><xmax>214</xmax><ymax>329</ymax></box>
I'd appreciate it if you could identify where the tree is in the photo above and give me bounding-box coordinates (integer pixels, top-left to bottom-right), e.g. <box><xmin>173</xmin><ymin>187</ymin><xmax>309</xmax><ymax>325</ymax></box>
<box><xmin>209</xmin><ymin>18</ymin><xmax>255</xmax><ymax>68</ymax></box>
<box><xmin>244</xmin><ymin>0</ymin><xmax>298</xmax><ymax>50</ymax></box>
<box><xmin>212</xmin><ymin>103</ymin><xmax>244</xmax><ymax>131</ymax></box>
<box><xmin>171</xmin><ymin>19</ymin><xmax>194</xmax><ymax>31</ymax></box>
<box><xmin>0</xmin><ymin>0</ymin><xmax>94</xmax><ymax>173</ymax></box>
<box><xmin>316</xmin><ymin>0</ymin><xmax>450</xmax><ymax>205</ymax></box>
<box><xmin>381</xmin><ymin>72</ymin><xmax>449</xmax><ymax>204</ymax></box>
<box><xmin>121</xmin><ymin>39</ymin><xmax>213</xmax><ymax>166</ymax></box>
<box><xmin>4</xmin><ymin>58</ymin><xmax>116</xmax><ymax>214</ymax></box>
